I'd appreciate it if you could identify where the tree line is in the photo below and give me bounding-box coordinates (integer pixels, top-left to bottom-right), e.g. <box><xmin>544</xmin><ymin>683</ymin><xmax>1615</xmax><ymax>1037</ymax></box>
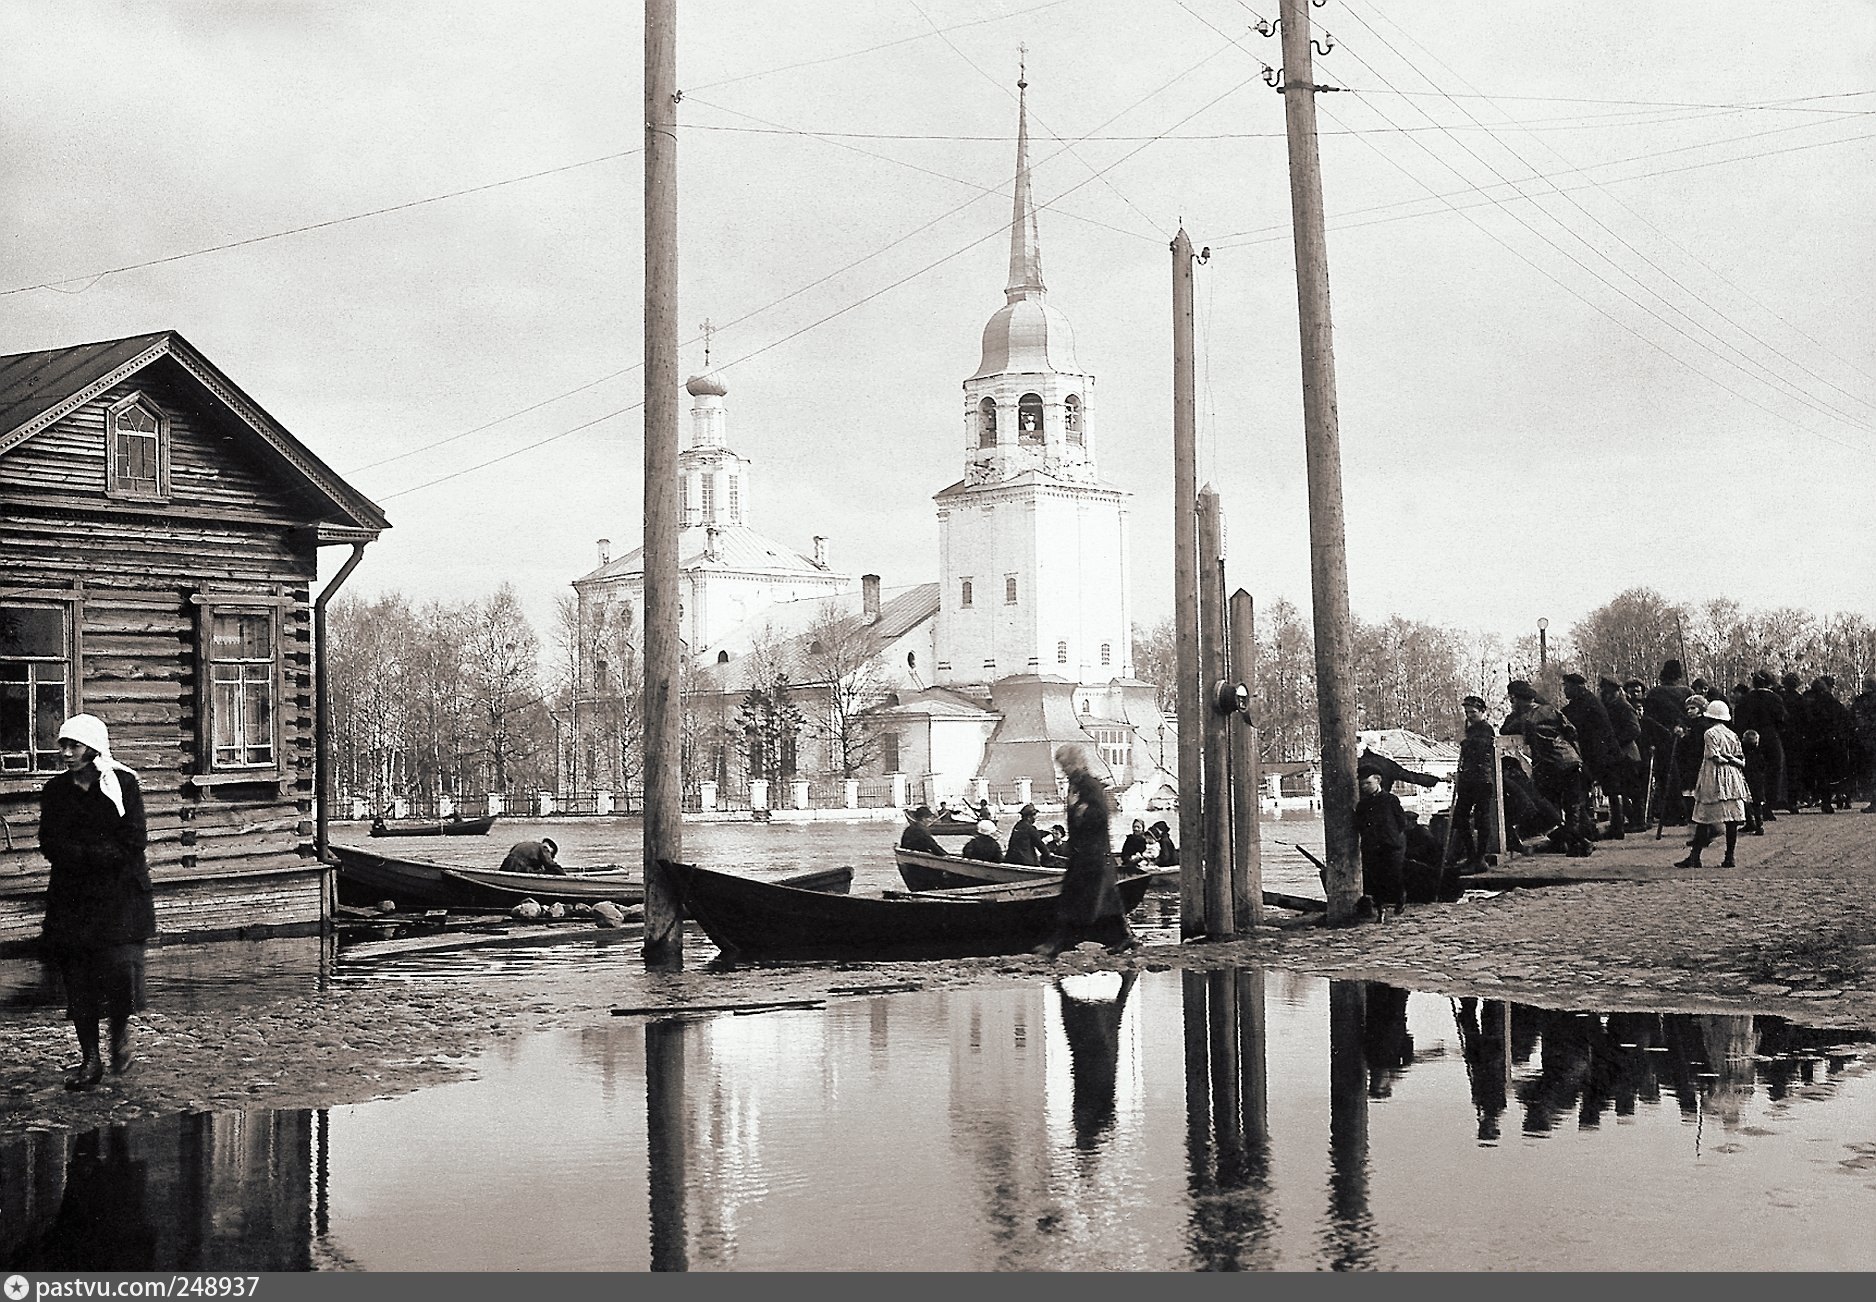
<box><xmin>1132</xmin><ymin>587</ymin><xmax>1876</xmax><ymax>762</ymax></box>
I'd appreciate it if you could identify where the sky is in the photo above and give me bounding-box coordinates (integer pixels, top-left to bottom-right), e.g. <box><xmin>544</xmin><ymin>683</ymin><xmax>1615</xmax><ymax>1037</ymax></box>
<box><xmin>4</xmin><ymin>0</ymin><xmax>1873</xmax><ymax>658</ymax></box>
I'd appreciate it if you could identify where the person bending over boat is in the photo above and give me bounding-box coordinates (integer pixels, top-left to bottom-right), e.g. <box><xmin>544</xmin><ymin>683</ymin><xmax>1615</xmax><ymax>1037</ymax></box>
<box><xmin>499</xmin><ymin>837</ymin><xmax>564</xmax><ymax>875</ymax></box>
<box><xmin>899</xmin><ymin>805</ymin><xmax>947</xmax><ymax>856</ymax></box>
<box><xmin>1034</xmin><ymin>747</ymin><xmax>1135</xmax><ymax>958</ymax></box>
<box><xmin>961</xmin><ymin>819</ymin><xmax>1003</xmax><ymax>863</ymax></box>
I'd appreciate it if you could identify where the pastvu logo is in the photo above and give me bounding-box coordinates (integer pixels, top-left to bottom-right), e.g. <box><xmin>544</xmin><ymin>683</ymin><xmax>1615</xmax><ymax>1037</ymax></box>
<box><xmin>4</xmin><ymin>1274</ymin><xmax>28</xmax><ymax>1301</ymax></box>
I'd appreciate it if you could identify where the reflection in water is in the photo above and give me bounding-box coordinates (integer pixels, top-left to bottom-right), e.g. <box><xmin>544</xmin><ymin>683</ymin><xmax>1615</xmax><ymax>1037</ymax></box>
<box><xmin>5</xmin><ymin>973</ymin><xmax>1875</xmax><ymax>1271</ymax></box>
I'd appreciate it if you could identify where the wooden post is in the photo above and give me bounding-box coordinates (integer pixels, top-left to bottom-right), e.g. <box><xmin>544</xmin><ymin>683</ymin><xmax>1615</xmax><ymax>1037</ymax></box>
<box><xmin>1228</xmin><ymin>588</ymin><xmax>1263</xmax><ymax>928</ymax></box>
<box><xmin>1491</xmin><ymin>735</ymin><xmax>1524</xmax><ymax>864</ymax></box>
<box><xmin>1278</xmin><ymin>0</ymin><xmax>1361</xmax><ymax>924</ymax></box>
<box><xmin>1172</xmin><ymin>230</ymin><xmax>1205</xmax><ymax>937</ymax></box>
<box><xmin>641</xmin><ymin>0</ymin><xmax>684</xmax><ymax>965</ymax></box>
<box><xmin>1198</xmin><ymin>486</ymin><xmax>1232</xmax><ymax>938</ymax></box>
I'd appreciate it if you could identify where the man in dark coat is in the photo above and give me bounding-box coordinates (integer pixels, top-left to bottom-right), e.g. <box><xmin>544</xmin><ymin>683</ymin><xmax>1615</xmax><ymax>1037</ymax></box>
<box><xmin>1854</xmin><ymin>677</ymin><xmax>1876</xmax><ymax>812</ymax></box>
<box><xmin>1451</xmin><ymin>695</ymin><xmax>1497</xmax><ymax>871</ymax></box>
<box><xmin>1005</xmin><ymin>802</ymin><xmax>1048</xmax><ymax>866</ymax></box>
<box><xmin>1804</xmin><ymin>677</ymin><xmax>1853</xmax><ymax>811</ymax></box>
<box><xmin>1501</xmin><ymin>681</ymin><xmax>1593</xmax><ymax>855</ymax></box>
<box><xmin>1734</xmin><ymin>669</ymin><xmax>1789</xmax><ymax>819</ymax></box>
<box><xmin>1355</xmin><ymin>772</ymin><xmax>1409</xmax><ymax>915</ymax></box>
<box><xmin>1642</xmin><ymin>660</ymin><xmax>1693</xmax><ymax>825</ymax></box>
<box><xmin>1597</xmin><ymin>675</ymin><xmax>1645</xmax><ymax>836</ymax></box>
<box><xmin>899</xmin><ymin>805</ymin><xmax>947</xmax><ymax>856</ymax></box>
<box><xmin>499</xmin><ymin>837</ymin><xmax>563</xmax><ymax>874</ymax></box>
<box><xmin>1560</xmin><ymin>672</ymin><xmax>1618</xmax><ymax>838</ymax></box>
<box><xmin>1035</xmin><ymin>747</ymin><xmax>1131</xmax><ymax>956</ymax></box>
<box><xmin>1778</xmin><ymin>672</ymin><xmax>1811</xmax><ymax>811</ymax></box>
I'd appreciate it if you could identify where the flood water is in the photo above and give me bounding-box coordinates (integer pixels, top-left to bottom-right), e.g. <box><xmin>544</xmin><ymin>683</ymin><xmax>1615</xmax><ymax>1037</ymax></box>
<box><xmin>4</xmin><ymin>969</ymin><xmax>1872</xmax><ymax>1271</ymax></box>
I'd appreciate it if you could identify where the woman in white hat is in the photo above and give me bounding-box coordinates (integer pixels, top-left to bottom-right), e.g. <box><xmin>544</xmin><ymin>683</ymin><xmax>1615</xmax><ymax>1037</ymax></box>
<box><xmin>1677</xmin><ymin>699</ymin><xmax>1750</xmax><ymax>869</ymax></box>
<box><xmin>38</xmin><ymin>713</ymin><xmax>154</xmax><ymax>1090</ymax></box>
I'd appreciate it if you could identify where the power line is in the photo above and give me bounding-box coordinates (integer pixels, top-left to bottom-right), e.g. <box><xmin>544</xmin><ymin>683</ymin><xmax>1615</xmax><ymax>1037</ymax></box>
<box><xmin>1</xmin><ymin>148</ymin><xmax>643</xmax><ymax>298</ymax></box>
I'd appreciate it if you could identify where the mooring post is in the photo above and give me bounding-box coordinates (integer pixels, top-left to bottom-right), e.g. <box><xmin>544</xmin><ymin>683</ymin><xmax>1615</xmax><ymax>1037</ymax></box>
<box><xmin>1198</xmin><ymin>487</ymin><xmax>1233</xmax><ymax>938</ymax></box>
<box><xmin>1172</xmin><ymin>230</ymin><xmax>1205</xmax><ymax>937</ymax></box>
<box><xmin>1228</xmin><ymin>588</ymin><xmax>1263</xmax><ymax>928</ymax></box>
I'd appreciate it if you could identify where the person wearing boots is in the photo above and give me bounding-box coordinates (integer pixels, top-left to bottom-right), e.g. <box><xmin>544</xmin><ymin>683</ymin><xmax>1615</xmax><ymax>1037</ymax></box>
<box><xmin>1678</xmin><ymin>699</ymin><xmax>1749</xmax><ymax>869</ymax></box>
<box><xmin>38</xmin><ymin>714</ymin><xmax>154</xmax><ymax>1091</ymax></box>
<box><xmin>1501</xmin><ymin>681</ymin><xmax>1593</xmax><ymax>856</ymax></box>
<box><xmin>1597</xmin><ymin>675</ymin><xmax>1644</xmax><ymax>838</ymax></box>
<box><xmin>1452</xmin><ymin>695</ymin><xmax>1497</xmax><ymax>872</ymax></box>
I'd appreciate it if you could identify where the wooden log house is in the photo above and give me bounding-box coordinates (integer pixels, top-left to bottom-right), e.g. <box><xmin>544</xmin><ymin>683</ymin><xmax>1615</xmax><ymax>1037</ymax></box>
<box><xmin>0</xmin><ymin>331</ymin><xmax>386</xmax><ymax>949</ymax></box>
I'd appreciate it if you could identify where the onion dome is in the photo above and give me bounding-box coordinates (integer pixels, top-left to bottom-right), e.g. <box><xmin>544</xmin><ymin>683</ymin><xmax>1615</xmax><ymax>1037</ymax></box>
<box><xmin>685</xmin><ymin>371</ymin><xmax>728</xmax><ymax>398</ymax></box>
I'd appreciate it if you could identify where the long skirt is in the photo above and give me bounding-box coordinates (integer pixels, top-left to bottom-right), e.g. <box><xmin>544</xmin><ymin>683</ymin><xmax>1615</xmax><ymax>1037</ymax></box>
<box><xmin>56</xmin><ymin>942</ymin><xmax>147</xmax><ymax>1022</ymax></box>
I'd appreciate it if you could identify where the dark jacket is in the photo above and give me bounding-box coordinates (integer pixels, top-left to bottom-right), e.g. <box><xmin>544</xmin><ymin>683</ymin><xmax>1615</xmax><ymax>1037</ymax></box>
<box><xmin>1006</xmin><ymin>818</ymin><xmax>1047</xmax><ymax>867</ymax></box>
<box><xmin>899</xmin><ymin>822</ymin><xmax>946</xmax><ymax>856</ymax></box>
<box><xmin>961</xmin><ymin>833</ymin><xmax>1003</xmax><ymax>864</ymax></box>
<box><xmin>1734</xmin><ymin>687</ymin><xmax>1788</xmax><ymax>801</ymax></box>
<box><xmin>1642</xmin><ymin>683</ymin><xmax>1691</xmax><ymax>750</ymax></box>
<box><xmin>1561</xmin><ymin>687</ymin><xmax>1618</xmax><ymax>778</ymax></box>
<box><xmin>1501</xmin><ymin>701</ymin><xmax>1581</xmax><ymax>775</ymax></box>
<box><xmin>1118</xmin><ymin>831</ymin><xmax>1151</xmax><ymax>864</ymax></box>
<box><xmin>1057</xmin><ymin>763</ymin><xmax>1122</xmax><ymax>926</ymax></box>
<box><xmin>1355</xmin><ymin>788</ymin><xmax>1409</xmax><ymax>852</ymax></box>
<box><xmin>499</xmin><ymin>840</ymin><xmax>564</xmax><ymax>874</ymax></box>
<box><xmin>1456</xmin><ymin>719</ymin><xmax>1496</xmax><ymax>783</ymax></box>
<box><xmin>40</xmin><ymin>767</ymin><xmax>155</xmax><ymax>952</ymax></box>
<box><xmin>1598</xmin><ymin>680</ymin><xmax>1643</xmax><ymax>757</ymax></box>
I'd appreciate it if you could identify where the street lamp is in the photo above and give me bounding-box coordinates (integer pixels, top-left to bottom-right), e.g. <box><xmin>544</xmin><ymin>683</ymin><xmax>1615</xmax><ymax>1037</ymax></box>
<box><xmin>1537</xmin><ymin>618</ymin><xmax>1549</xmax><ymax>673</ymax></box>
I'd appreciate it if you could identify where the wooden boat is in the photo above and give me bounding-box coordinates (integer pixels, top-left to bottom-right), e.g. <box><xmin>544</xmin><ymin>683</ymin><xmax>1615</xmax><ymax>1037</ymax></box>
<box><xmin>894</xmin><ymin>846</ymin><xmax>1062</xmax><ymax>891</ymax></box>
<box><xmin>657</xmin><ymin>859</ymin><xmax>1155</xmax><ymax>960</ymax></box>
<box><xmin>334</xmin><ymin>844</ymin><xmax>853</xmax><ymax>912</ymax></box>
<box><xmin>368</xmin><ymin>813</ymin><xmax>499</xmax><ymax>838</ymax></box>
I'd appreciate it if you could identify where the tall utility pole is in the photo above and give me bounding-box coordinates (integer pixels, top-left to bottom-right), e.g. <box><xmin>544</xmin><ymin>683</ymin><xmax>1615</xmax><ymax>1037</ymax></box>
<box><xmin>1171</xmin><ymin>229</ymin><xmax>1205</xmax><ymax>937</ymax></box>
<box><xmin>641</xmin><ymin>0</ymin><xmax>683</xmax><ymax>965</ymax></box>
<box><xmin>1278</xmin><ymin>0</ymin><xmax>1361</xmax><ymax>923</ymax></box>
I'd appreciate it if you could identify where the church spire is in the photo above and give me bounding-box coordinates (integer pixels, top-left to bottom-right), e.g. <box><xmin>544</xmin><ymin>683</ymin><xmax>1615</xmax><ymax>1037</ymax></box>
<box><xmin>1004</xmin><ymin>53</ymin><xmax>1045</xmax><ymax>304</ymax></box>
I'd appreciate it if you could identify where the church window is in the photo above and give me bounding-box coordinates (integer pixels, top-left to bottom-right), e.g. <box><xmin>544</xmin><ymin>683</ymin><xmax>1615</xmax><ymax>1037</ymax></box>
<box><xmin>906</xmin><ymin>651</ymin><xmax>916</xmax><ymax>670</ymax></box>
<box><xmin>700</xmin><ymin>475</ymin><xmax>715</xmax><ymax>522</ymax></box>
<box><xmin>881</xmin><ymin>731</ymin><xmax>901</xmax><ymax>773</ymax></box>
<box><xmin>960</xmin><ymin>578</ymin><xmax>973</xmax><ymax>608</ymax></box>
<box><xmin>106</xmin><ymin>394</ymin><xmax>168</xmax><ymax>500</ymax></box>
<box><xmin>1004</xmin><ymin>575</ymin><xmax>1018</xmax><ymax>605</ymax></box>
<box><xmin>717</xmin><ymin>650</ymin><xmax>730</xmax><ymax>664</ymax></box>
<box><xmin>1056</xmin><ymin>640</ymin><xmax>1067</xmax><ymax>665</ymax></box>
<box><xmin>1100</xmin><ymin>642</ymin><xmax>1111</xmax><ymax>666</ymax></box>
<box><xmin>728</xmin><ymin>474</ymin><xmax>740</xmax><ymax>521</ymax></box>
<box><xmin>680</xmin><ymin>477</ymin><xmax>689</xmax><ymax>523</ymax></box>
<box><xmin>977</xmin><ymin>398</ymin><xmax>997</xmax><ymax>448</ymax></box>
<box><xmin>1064</xmin><ymin>394</ymin><xmax>1083</xmax><ymax>446</ymax></box>
<box><xmin>1018</xmin><ymin>393</ymin><xmax>1044</xmax><ymax>446</ymax></box>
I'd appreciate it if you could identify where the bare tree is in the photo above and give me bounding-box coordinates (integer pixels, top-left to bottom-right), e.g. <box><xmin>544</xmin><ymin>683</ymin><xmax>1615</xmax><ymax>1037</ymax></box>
<box><xmin>1256</xmin><ymin>597</ymin><xmax>1317</xmax><ymax>762</ymax></box>
<box><xmin>1131</xmin><ymin>616</ymin><xmax>1179</xmax><ymax>711</ymax></box>
<box><xmin>797</xmin><ymin>607</ymin><xmax>889</xmax><ymax>778</ymax></box>
<box><xmin>461</xmin><ymin>583</ymin><xmax>546</xmax><ymax>790</ymax></box>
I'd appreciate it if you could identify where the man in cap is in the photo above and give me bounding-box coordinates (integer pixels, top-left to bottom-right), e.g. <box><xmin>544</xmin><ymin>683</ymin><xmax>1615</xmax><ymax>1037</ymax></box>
<box><xmin>1005</xmin><ymin>802</ymin><xmax>1047</xmax><ymax>865</ymax></box>
<box><xmin>1560</xmin><ymin>671</ymin><xmax>1618</xmax><ymax>839</ymax></box>
<box><xmin>500</xmin><ymin>837</ymin><xmax>564</xmax><ymax>875</ymax></box>
<box><xmin>1643</xmin><ymin>660</ymin><xmax>1693</xmax><ymax>825</ymax></box>
<box><xmin>1501</xmin><ymin>680</ymin><xmax>1593</xmax><ymax>855</ymax></box>
<box><xmin>899</xmin><ymin>804</ymin><xmax>948</xmax><ymax>856</ymax></box>
<box><xmin>1451</xmin><ymin>695</ymin><xmax>1497</xmax><ymax>872</ymax></box>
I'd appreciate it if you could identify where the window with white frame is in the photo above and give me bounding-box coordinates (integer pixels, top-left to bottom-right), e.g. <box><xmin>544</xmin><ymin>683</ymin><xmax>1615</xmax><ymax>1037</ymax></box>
<box><xmin>0</xmin><ymin>604</ymin><xmax>70</xmax><ymax>774</ymax></box>
<box><xmin>106</xmin><ymin>394</ymin><xmax>168</xmax><ymax>500</ymax></box>
<box><xmin>208</xmin><ymin>610</ymin><xmax>276</xmax><ymax>768</ymax></box>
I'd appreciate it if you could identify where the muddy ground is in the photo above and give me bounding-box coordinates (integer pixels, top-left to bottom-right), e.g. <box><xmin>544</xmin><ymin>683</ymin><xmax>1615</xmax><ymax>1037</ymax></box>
<box><xmin>3</xmin><ymin>809</ymin><xmax>1871</xmax><ymax>1143</ymax></box>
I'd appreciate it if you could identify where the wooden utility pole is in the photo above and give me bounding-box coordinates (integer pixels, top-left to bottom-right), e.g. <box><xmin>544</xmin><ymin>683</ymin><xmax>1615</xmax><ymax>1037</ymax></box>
<box><xmin>1278</xmin><ymin>0</ymin><xmax>1361</xmax><ymax>923</ymax></box>
<box><xmin>641</xmin><ymin>0</ymin><xmax>684</xmax><ymax>964</ymax></box>
<box><xmin>1228</xmin><ymin>588</ymin><xmax>1264</xmax><ymax>927</ymax></box>
<box><xmin>1171</xmin><ymin>229</ymin><xmax>1205</xmax><ymax>937</ymax></box>
<box><xmin>1198</xmin><ymin>486</ymin><xmax>1232</xmax><ymax>937</ymax></box>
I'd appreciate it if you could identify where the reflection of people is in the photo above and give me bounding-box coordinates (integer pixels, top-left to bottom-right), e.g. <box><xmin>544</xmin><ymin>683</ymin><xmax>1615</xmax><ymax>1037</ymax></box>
<box><xmin>21</xmin><ymin>1125</ymin><xmax>156</xmax><ymax>1269</ymax></box>
<box><xmin>899</xmin><ymin>805</ymin><xmax>947</xmax><ymax>856</ymax></box>
<box><xmin>1034</xmin><ymin>747</ymin><xmax>1132</xmax><ymax>958</ymax></box>
<box><xmin>1055</xmin><ymin>971</ymin><xmax>1137</xmax><ymax>1150</ymax></box>
<box><xmin>39</xmin><ymin>714</ymin><xmax>154</xmax><ymax>1091</ymax></box>
<box><xmin>499</xmin><ymin>837</ymin><xmax>563</xmax><ymax>875</ymax></box>
<box><xmin>1360</xmin><ymin>983</ymin><xmax>1414</xmax><ymax>1098</ymax></box>
<box><xmin>961</xmin><ymin>819</ymin><xmax>1003</xmax><ymax>863</ymax></box>
<box><xmin>1453</xmin><ymin>997</ymin><xmax>1508</xmax><ymax>1142</ymax></box>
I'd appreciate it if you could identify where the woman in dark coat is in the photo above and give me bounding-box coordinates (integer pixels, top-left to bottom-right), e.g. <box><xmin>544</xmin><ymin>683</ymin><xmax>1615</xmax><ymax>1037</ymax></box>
<box><xmin>1034</xmin><ymin>746</ymin><xmax>1132</xmax><ymax>957</ymax></box>
<box><xmin>39</xmin><ymin>714</ymin><xmax>154</xmax><ymax>1091</ymax></box>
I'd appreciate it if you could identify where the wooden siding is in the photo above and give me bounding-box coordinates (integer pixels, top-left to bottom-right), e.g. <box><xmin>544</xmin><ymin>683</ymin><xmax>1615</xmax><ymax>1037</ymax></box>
<box><xmin>0</xmin><ymin>372</ymin><xmax>327</xmax><ymax>944</ymax></box>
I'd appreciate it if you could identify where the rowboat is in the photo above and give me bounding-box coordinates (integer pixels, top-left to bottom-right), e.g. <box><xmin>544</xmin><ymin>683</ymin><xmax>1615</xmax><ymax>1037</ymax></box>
<box><xmin>369</xmin><ymin>813</ymin><xmax>500</xmax><ymax>838</ymax></box>
<box><xmin>332</xmin><ymin>844</ymin><xmax>639</xmax><ymax>909</ymax></box>
<box><xmin>894</xmin><ymin>846</ymin><xmax>1062</xmax><ymax>891</ymax></box>
<box><xmin>442</xmin><ymin>862</ymin><xmax>857</xmax><ymax>908</ymax></box>
<box><xmin>657</xmin><ymin>859</ymin><xmax>1156</xmax><ymax>960</ymax></box>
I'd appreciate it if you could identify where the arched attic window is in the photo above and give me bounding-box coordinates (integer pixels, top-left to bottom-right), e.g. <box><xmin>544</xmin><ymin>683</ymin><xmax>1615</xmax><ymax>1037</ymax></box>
<box><xmin>1064</xmin><ymin>394</ymin><xmax>1083</xmax><ymax>446</ymax></box>
<box><xmin>106</xmin><ymin>394</ymin><xmax>168</xmax><ymax>500</ymax></box>
<box><xmin>717</xmin><ymin>650</ymin><xmax>730</xmax><ymax>664</ymax></box>
<box><xmin>977</xmin><ymin>398</ymin><xmax>997</xmax><ymax>448</ymax></box>
<box><xmin>1017</xmin><ymin>393</ymin><xmax>1044</xmax><ymax>445</ymax></box>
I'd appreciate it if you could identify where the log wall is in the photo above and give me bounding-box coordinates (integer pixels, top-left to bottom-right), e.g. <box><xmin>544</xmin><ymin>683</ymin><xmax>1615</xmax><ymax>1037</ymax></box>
<box><xmin>1</xmin><ymin>362</ymin><xmax>330</xmax><ymax>949</ymax></box>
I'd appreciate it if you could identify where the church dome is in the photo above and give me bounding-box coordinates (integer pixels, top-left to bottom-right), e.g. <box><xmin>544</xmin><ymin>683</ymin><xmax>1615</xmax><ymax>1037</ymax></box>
<box><xmin>973</xmin><ymin>298</ymin><xmax>1081</xmax><ymax>379</ymax></box>
<box><xmin>685</xmin><ymin>370</ymin><xmax>728</xmax><ymax>397</ymax></box>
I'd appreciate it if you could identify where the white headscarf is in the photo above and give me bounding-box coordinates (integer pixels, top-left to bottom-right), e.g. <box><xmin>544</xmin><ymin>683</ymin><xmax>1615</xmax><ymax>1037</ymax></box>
<box><xmin>57</xmin><ymin>714</ymin><xmax>137</xmax><ymax>817</ymax></box>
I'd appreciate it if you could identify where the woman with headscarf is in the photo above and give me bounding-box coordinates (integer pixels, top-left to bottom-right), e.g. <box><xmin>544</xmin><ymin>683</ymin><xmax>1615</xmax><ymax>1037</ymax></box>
<box><xmin>38</xmin><ymin>714</ymin><xmax>154</xmax><ymax>1091</ymax></box>
<box><xmin>1034</xmin><ymin>746</ymin><xmax>1133</xmax><ymax>958</ymax></box>
<box><xmin>1677</xmin><ymin>700</ymin><xmax>1749</xmax><ymax>869</ymax></box>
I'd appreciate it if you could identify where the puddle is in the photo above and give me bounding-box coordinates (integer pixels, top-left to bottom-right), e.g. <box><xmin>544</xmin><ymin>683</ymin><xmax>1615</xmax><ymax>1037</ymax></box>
<box><xmin>3</xmin><ymin>971</ymin><xmax>1871</xmax><ymax>1271</ymax></box>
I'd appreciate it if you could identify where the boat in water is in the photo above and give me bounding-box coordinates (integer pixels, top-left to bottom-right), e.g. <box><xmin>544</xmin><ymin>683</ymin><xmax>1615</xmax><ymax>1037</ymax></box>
<box><xmin>658</xmin><ymin>859</ymin><xmax>1155</xmax><ymax>960</ymax></box>
<box><xmin>368</xmin><ymin>813</ymin><xmax>500</xmax><ymax>838</ymax></box>
<box><xmin>894</xmin><ymin>847</ymin><xmax>1062</xmax><ymax>891</ymax></box>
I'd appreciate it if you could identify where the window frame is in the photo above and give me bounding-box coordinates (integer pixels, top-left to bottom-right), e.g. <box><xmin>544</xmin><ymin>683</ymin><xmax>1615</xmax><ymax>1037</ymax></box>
<box><xmin>1017</xmin><ymin>392</ymin><xmax>1045</xmax><ymax>446</ymax></box>
<box><xmin>960</xmin><ymin>577</ymin><xmax>973</xmax><ymax>608</ymax></box>
<box><xmin>1004</xmin><ymin>574</ymin><xmax>1018</xmax><ymax>605</ymax></box>
<box><xmin>0</xmin><ymin>595</ymin><xmax>77</xmax><ymax>780</ymax></box>
<box><xmin>977</xmin><ymin>398</ymin><xmax>998</xmax><ymax>449</ymax></box>
<box><xmin>193</xmin><ymin>594</ymin><xmax>286</xmax><ymax>783</ymax></box>
<box><xmin>105</xmin><ymin>392</ymin><xmax>171</xmax><ymax>502</ymax></box>
<box><xmin>1064</xmin><ymin>393</ymin><xmax>1083</xmax><ymax>446</ymax></box>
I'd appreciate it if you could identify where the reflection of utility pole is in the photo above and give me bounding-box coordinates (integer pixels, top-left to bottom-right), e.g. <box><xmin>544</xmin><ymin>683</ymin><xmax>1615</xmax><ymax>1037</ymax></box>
<box><xmin>1278</xmin><ymin>0</ymin><xmax>1361</xmax><ymax>923</ymax></box>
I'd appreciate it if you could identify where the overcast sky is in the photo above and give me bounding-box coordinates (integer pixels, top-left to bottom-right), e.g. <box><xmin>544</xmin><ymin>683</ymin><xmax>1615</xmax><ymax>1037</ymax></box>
<box><xmin>5</xmin><ymin>0</ymin><xmax>1873</xmax><ymax>657</ymax></box>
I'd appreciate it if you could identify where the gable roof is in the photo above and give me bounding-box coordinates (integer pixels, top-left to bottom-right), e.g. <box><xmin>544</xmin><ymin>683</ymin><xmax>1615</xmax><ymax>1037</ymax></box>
<box><xmin>0</xmin><ymin>330</ymin><xmax>387</xmax><ymax>537</ymax></box>
<box><xmin>576</xmin><ymin>523</ymin><xmax>835</xmax><ymax>584</ymax></box>
<box><xmin>692</xmin><ymin>581</ymin><xmax>940</xmax><ymax>677</ymax></box>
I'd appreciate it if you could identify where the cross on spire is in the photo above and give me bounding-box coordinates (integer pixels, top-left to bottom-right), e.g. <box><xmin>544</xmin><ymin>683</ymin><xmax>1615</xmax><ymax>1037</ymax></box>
<box><xmin>1018</xmin><ymin>43</ymin><xmax>1027</xmax><ymax>89</ymax></box>
<box><xmin>699</xmin><ymin>317</ymin><xmax>715</xmax><ymax>367</ymax></box>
